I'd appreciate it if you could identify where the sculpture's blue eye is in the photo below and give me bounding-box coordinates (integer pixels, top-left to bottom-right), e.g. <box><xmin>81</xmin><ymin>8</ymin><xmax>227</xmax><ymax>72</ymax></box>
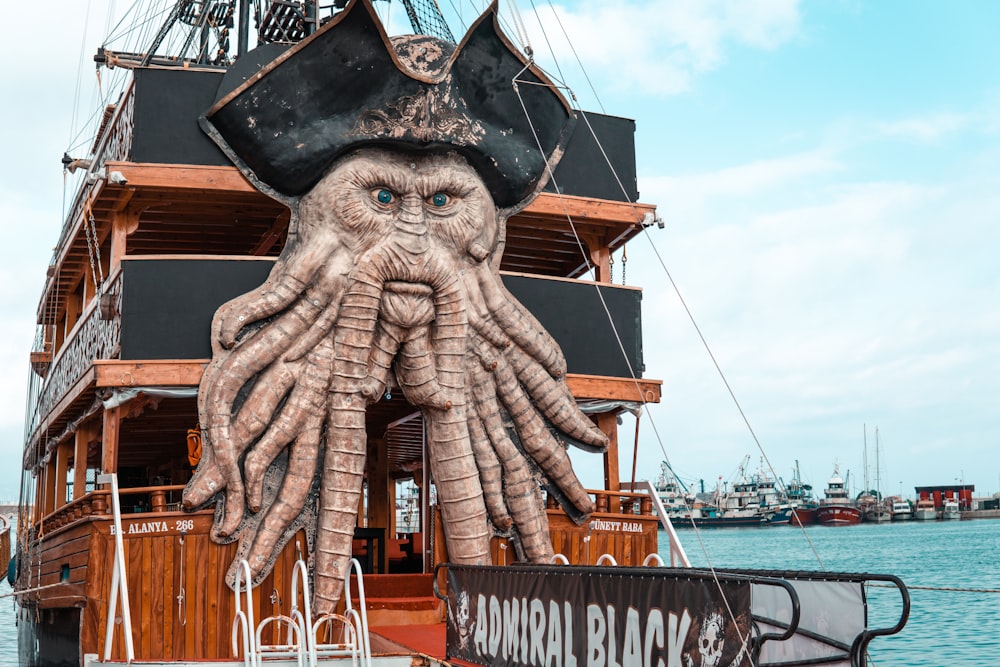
<box><xmin>431</xmin><ymin>193</ymin><xmax>448</xmax><ymax>207</ymax></box>
<box><xmin>376</xmin><ymin>188</ymin><xmax>393</xmax><ymax>204</ymax></box>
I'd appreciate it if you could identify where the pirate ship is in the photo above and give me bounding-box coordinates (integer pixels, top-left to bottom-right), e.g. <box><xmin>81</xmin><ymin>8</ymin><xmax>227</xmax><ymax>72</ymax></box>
<box><xmin>14</xmin><ymin>2</ymin><xmax>909</xmax><ymax>666</ymax></box>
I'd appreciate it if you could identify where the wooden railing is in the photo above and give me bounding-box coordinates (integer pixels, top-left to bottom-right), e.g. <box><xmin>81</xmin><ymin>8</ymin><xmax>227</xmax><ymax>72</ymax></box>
<box><xmin>25</xmin><ymin>268</ymin><xmax>124</xmax><ymax>464</ymax></box>
<box><xmin>542</xmin><ymin>488</ymin><xmax>655</xmax><ymax>516</ymax></box>
<box><xmin>38</xmin><ymin>484</ymin><xmax>187</xmax><ymax>535</ymax></box>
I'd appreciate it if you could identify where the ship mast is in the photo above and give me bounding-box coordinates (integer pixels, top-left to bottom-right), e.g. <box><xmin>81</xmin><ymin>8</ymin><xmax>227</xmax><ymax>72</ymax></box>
<box><xmin>95</xmin><ymin>0</ymin><xmax>455</xmax><ymax>71</ymax></box>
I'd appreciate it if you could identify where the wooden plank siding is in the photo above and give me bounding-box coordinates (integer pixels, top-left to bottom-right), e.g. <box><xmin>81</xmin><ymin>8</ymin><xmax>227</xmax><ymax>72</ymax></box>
<box><xmin>29</xmin><ymin>509</ymin><xmax>311</xmax><ymax>661</ymax></box>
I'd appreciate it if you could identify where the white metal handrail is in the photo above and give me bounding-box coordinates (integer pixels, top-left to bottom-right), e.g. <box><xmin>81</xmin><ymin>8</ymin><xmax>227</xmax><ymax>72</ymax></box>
<box><xmin>289</xmin><ymin>559</ymin><xmax>316</xmax><ymax>666</ymax></box>
<box><xmin>343</xmin><ymin>558</ymin><xmax>372</xmax><ymax>666</ymax></box>
<box><xmin>638</xmin><ymin>479</ymin><xmax>692</xmax><ymax>567</ymax></box>
<box><xmin>643</xmin><ymin>553</ymin><xmax>665</xmax><ymax>567</ymax></box>
<box><xmin>596</xmin><ymin>553</ymin><xmax>618</xmax><ymax>566</ymax></box>
<box><xmin>312</xmin><ymin>612</ymin><xmax>362</xmax><ymax>665</ymax></box>
<box><xmin>232</xmin><ymin>559</ymin><xmax>258</xmax><ymax>667</ymax></box>
<box><xmin>255</xmin><ymin>614</ymin><xmax>306</xmax><ymax>667</ymax></box>
<box><xmin>98</xmin><ymin>473</ymin><xmax>135</xmax><ymax>663</ymax></box>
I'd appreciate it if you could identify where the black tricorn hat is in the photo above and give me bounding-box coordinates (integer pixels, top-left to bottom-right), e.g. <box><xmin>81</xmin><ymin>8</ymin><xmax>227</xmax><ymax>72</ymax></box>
<box><xmin>202</xmin><ymin>0</ymin><xmax>574</xmax><ymax>209</ymax></box>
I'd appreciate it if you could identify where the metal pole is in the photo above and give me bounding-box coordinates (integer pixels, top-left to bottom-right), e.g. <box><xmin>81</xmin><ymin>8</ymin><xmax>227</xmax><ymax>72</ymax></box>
<box><xmin>237</xmin><ymin>0</ymin><xmax>250</xmax><ymax>56</ymax></box>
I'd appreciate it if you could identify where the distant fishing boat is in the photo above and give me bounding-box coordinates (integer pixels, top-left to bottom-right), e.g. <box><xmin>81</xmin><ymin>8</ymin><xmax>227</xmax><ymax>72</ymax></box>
<box><xmin>786</xmin><ymin>460</ymin><xmax>819</xmax><ymax>526</ymax></box>
<box><xmin>816</xmin><ymin>464</ymin><xmax>863</xmax><ymax>526</ymax></box>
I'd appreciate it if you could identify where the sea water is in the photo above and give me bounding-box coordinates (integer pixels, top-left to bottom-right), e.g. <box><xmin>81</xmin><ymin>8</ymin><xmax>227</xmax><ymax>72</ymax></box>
<box><xmin>0</xmin><ymin>520</ymin><xmax>996</xmax><ymax>665</ymax></box>
<box><xmin>661</xmin><ymin>518</ymin><xmax>1000</xmax><ymax>667</ymax></box>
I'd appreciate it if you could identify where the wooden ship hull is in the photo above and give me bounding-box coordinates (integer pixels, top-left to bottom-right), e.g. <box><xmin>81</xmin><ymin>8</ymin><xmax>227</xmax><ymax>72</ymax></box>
<box><xmin>13</xmin><ymin>3</ymin><xmax>663</xmax><ymax>664</ymax></box>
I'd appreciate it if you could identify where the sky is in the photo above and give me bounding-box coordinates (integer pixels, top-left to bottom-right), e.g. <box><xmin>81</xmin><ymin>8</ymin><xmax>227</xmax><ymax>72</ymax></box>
<box><xmin>0</xmin><ymin>0</ymin><xmax>998</xmax><ymax>505</ymax></box>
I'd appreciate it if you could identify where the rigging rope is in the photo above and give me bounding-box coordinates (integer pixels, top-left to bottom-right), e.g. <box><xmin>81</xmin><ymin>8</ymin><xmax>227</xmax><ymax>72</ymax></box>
<box><xmin>504</xmin><ymin>0</ymin><xmax>532</xmax><ymax>55</ymax></box>
<box><xmin>515</xmin><ymin>77</ymin><xmax>753</xmax><ymax>653</ymax></box>
<box><xmin>507</xmin><ymin>4</ymin><xmax>834</xmax><ymax>600</ymax></box>
<box><xmin>527</xmin><ymin>0</ymin><xmax>566</xmax><ymax>86</ymax></box>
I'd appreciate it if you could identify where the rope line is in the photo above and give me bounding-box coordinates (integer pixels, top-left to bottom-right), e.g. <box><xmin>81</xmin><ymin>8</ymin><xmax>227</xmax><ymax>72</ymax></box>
<box><xmin>871</xmin><ymin>582</ymin><xmax>1000</xmax><ymax>594</ymax></box>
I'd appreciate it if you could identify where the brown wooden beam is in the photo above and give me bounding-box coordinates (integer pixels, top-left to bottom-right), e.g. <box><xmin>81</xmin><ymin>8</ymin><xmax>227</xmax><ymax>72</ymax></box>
<box><xmin>104</xmin><ymin>162</ymin><xmax>258</xmax><ymax>194</ymax></box>
<box><xmin>517</xmin><ymin>192</ymin><xmax>655</xmax><ymax>225</ymax></box>
<box><xmin>93</xmin><ymin>360</ymin><xmax>662</xmax><ymax>403</ymax></box>
<box><xmin>565</xmin><ymin>374</ymin><xmax>661</xmax><ymax>403</ymax></box>
<box><xmin>94</xmin><ymin>360</ymin><xmax>208</xmax><ymax>388</ymax></box>
<box><xmin>101</xmin><ymin>165</ymin><xmax>656</xmax><ymax>227</ymax></box>
<box><xmin>101</xmin><ymin>406</ymin><xmax>121</xmax><ymax>474</ymax></box>
<box><xmin>597</xmin><ymin>413</ymin><xmax>621</xmax><ymax>513</ymax></box>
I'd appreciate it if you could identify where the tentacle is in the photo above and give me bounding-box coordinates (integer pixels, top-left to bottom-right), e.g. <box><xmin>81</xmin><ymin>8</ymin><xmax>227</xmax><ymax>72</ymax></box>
<box><xmin>213</xmin><ymin>234</ymin><xmax>340</xmax><ymax>350</ymax></box>
<box><xmin>202</xmin><ymin>287</ymin><xmax>337</xmax><ymax>536</ymax></box>
<box><xmin>244</xmin><ymin>339</ymin><xmax>334</xmax><ymax>511</ymax></box>
<box><xmin>464</xmin><ymin>409</ymin><xmax>513</xmax><ymax>531</ymax></box>
<box><xmin>230</xmin><ymin>360</ymin><xmax>300</xmax><ymax>453</ymax></box>
<box><xmin>313</xmin><ymin>393</ymin><xmax>368</xmax><ymax>615</ymax></box>
<box><xmin>199</xmin><ymin>262</ymin><xmax>343</xmax><ymax>431</ymax></box>
<box><xmin>393</xmin><ymin>248</ymin><xmax>489</xmax><ymax>565</ymax></box>
<box><xmin>183</xmin><ymin>360</ymin><xmax>298</xmax><ymax>509</ymax></box>
<box><xmin>467</xmin><ymin>362</ymin><xmax>553</xmax><ymax>561</ymax></box>
<box><xmin>472</xmin><ymin>337</ymin><xmax>595</xmax><ymax>518</ymax></box>
<box><xmin>425</xmin><ymin>408</ymin><xmax>491</xmax><ymax>564</ymax></box>
<box><xmin>360</xmin><ymin>319</ymin><xmax>404</xmax><ymax>401</ymax></box>
<box><xmin>282</xmin><ymin>274</ymin><xmax>347</xmax><ymax>362</ymax></box>
<box><xmin>396</xmin><ymin>326</ymin><xmax>452</xmax><ymax>410</ymax></box>
<box><xmin>504</xmin><ymin>345</ymin><xmax>609</xmax><ymax>450</ymax></box>
<box><xmin>245</xmin><ymin>426</ymin><xmax>322</xmax><ymax>580</ymax></box>
<box><xmin>470</xmin><ymin>262</ymin><xmax>567</xmax><ymax>378</ymax></box>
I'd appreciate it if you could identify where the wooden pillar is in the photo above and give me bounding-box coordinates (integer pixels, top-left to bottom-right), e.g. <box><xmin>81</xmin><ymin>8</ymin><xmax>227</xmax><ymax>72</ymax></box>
<box><xmin>73</xmin><ymin>423</ymin><xmax>94</xmax><ymax>500</ymax></box>
<box><xmin>64</xmin><ymin>291</ymin><xmax>81</xmax><ymax>339</ymax></box>
<box><xmin>43</xmin><ymin>457</ymin><xmax>58</xmax><ymax>517</ymax></box>
<box><xmin>388</xmin><ymin>478</ymin><xmax>397</xmax><ymax>536</ymax></box>
<box><xmin>597</xmin><ymin>412</ymin><xmax>621</xmax><ymax>513</ymax></box>
<box><xmin>110</xmin><ymin>207</ymin><xmax>140</xmax><ymax>272</ymax></box>
<box><xmin>101</xmin><ymin>405</ymin><xmax>121</xmax><ymax>474</ymax></box>
<box><xmin>55</xmin><ymin>440</ymin><xmax>73</xmax><ymax>508</ymax></box>
<box><xmin>580</xmin><ymin>233</ymin><xmax>612</xmax><ymax>283</ymax></box>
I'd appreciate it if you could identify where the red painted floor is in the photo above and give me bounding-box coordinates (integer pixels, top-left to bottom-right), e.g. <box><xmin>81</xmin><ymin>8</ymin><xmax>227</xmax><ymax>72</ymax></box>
<box><xmin>370</xmin><ymin>623</ymin><xmax>478</xmax><ymax>666</ymax></box>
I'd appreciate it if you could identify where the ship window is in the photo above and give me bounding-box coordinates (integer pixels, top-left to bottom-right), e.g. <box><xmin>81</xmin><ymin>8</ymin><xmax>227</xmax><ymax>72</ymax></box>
<box><xmin>60</xmin><ymin>564</ymin><xmax>70</xmax><ymax>582</ymax></box>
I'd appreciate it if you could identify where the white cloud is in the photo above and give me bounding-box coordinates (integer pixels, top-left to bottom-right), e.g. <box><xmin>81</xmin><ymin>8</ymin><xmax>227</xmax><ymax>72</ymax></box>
<box><xmin>876</xmin><ymin>112</ymin><xmax>970</xmax><ymax>142</ymax></box>
<box><xmin>525</xmin><ymin>0</ymin><xmax>802</xmax><ymax>97</ymax></box>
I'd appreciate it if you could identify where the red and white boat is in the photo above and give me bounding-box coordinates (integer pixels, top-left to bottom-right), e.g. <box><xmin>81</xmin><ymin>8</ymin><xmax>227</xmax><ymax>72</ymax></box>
<box><xmin>816</xmin><ymin>465</ymin><xmax>863</xmax><ymax>526</ymax></box>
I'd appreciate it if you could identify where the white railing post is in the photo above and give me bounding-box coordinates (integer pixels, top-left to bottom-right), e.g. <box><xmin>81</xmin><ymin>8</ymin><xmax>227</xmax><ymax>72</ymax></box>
<box><xmin>640</xmin><ymin>479</ymin><xmax>692</xmax><ymax>567</ymax></box>
<box><xmin>344</xmin><ymin>558</ymin><xmax>372</xmax><ymax>665</ymax></box>
<box><xmin>232</xmin><ymin>560</ymin><xmax>258</xmax><ymax>667</ymax></box>
<box><xmin>98</xmin><ymin>473</ymin><xmax>135</xmax><ymax>663</ymax></box>
<box><xmin>290</xmin><ymin>559</ymin><xmax>316</xmax><ymax>667</ymax></box>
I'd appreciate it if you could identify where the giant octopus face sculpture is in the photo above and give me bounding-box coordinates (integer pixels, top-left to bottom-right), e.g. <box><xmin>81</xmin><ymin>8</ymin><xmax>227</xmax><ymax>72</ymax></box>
<box><xmin>182</xmin><ymin>0</ymin><xmax>607</xmax><ymax>612</ymax></box>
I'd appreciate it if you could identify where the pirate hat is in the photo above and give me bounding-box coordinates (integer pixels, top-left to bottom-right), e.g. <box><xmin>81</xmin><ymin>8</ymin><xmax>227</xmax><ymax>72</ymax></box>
<box><xmin>202</xmin><ymin>0</ymin><xmax>574</xmax><ymax>209</ymax></box>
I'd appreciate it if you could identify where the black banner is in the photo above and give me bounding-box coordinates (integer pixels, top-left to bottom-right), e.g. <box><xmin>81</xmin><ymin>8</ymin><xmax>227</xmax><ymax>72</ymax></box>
<box><xmin>445</xmin><ymin>564</ymin><xmax>752</xmax><ymax>667</ymax></box>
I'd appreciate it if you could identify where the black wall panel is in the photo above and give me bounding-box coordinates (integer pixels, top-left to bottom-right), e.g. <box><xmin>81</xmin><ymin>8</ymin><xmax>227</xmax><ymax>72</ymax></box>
<box><xmin>119</xmin><ymin>259</ymin><xmax>644</xmax><ymax>378</ymax></box>
<box><xmin>546</xmin><ymin>111</ymin><xmax>638</xmax><ymax>203</ymax></box>
<box><xmin>127</xmin><ymin>69</ymin><xmax>637</xmax><ymax>203</ymax></box>
<box><xmin>130</xmin><ymin>69</ymin><xmax>229</xmax><ymax>166</ymax></box>
<box><xmin>120</xmin><ymin>259</ymin><xmax>274</xmax><ymax>360</ymax></box>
